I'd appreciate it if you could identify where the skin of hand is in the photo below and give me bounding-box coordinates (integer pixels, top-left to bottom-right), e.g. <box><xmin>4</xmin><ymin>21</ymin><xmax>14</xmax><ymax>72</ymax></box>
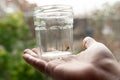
<box><xmin>23</xmin><ymin>37</ymin><xmax>120</xmax><ymax>80</ymax></box>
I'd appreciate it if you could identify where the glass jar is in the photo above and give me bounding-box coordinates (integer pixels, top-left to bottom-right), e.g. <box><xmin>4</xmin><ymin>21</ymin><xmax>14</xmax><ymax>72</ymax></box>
<box><xmin>34</xmin><ymin>5</ymin><xmax>73</xmax><ymax>58</ymax></box>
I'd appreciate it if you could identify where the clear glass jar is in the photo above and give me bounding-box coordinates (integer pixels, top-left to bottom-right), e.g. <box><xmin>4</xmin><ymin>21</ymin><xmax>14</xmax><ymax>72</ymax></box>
<box><xmin>34</xmin><ymin>5</ymin><xmax>73</xmax><ymax>58</ymax></box>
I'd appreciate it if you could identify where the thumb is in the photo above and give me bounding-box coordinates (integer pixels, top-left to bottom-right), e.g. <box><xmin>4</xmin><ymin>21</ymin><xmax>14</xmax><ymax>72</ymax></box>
<box><xmin>83</xmin><ymin>37</ymin><xmax>97</xmax><ymax>49</ymax></box>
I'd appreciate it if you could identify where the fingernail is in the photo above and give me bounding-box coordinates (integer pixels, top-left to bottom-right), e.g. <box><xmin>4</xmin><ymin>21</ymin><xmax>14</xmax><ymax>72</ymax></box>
<box><xmin>24</xmin><ymin>49</ymin><xmax>30</xmax><ymax>54</ymax></box>
<box><xmin>83</xmin><ymin>37</ymin><xmax>96</xmax><ymax>48</ymax></box>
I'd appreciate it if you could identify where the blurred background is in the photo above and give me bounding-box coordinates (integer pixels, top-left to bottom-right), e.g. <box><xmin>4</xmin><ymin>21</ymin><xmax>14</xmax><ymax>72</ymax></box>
<box><xmin>0</xmin><ymin>0</ymin><xmax>120</xmax><ymax>80</ymax></box>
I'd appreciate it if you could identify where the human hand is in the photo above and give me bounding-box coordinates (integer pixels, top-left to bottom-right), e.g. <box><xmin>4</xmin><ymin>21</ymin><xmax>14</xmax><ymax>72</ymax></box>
<box><xmin>23</xmin><ymin>37</ymin><xmax>120</xmax><ymax>80</ymax></box>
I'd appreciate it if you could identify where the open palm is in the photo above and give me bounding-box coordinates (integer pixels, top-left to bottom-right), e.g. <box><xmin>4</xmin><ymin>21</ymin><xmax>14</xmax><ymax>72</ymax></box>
<box><xmin>23</xmin><ymin>37</ymin><xmax>120</xmax><ymax>80</ymax></box>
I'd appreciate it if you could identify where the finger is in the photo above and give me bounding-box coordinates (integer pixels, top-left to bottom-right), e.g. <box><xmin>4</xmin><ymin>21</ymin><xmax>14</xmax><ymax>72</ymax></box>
<box><xmin>48</xmin><ymin>48</ymin><xmax>57</xmax><ymax>51</ymax></box>
<box><xmin>82</xmin><ymin>37</ymin><xmax>115</xmax><ymax>60</ymax></box>
<box><xmin>24</xmin><ymin>49</ymin><xmax>38</xmax><ymax>58</ymax></box>
<box><xmin>32</xmin><ymin>48</ymin><xmax>39</xmax><ymax>54</ymax></box>
<box><xmin>23</xmin><ymin>53</ymin><xmax>47</xmax><ymax>73</ymax></box>
<box><xmin>83</xmin><ymin>37</ymin><xmax>97</xmax><ymax>49</ymax></box>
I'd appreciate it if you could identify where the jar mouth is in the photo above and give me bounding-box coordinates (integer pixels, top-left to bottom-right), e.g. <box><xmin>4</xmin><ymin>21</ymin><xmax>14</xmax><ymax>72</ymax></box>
<box><xmin>34</xmin><ymin>5</ymin><xmax>73</xmax><ymax>14</ymax></box>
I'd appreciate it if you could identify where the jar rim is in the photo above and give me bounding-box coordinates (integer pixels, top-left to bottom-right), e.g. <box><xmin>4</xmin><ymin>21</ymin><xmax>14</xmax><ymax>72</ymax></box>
<box><xmin>34</xmin><ymin>4</ymin><xmax>73</xmax><ymax>14</ymax></box>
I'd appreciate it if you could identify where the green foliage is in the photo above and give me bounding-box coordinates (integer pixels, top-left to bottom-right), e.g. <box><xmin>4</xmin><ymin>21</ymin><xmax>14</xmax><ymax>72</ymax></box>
<box><xmin>0</xmin><ymin>48</ymin><xmax>47</xmax><ymax>80</ymax></box>
<box><xmin>0</xmin><ymin>12</ymin><xmax>48</xmax><ymax>80</ymax></box>
<box><xmin>0</xmin><ymin>47</ymin><xmax>9</xmax><ymax>80</ymax></box>
<box><xmin>0</xmin><ymin>12</ymin><xmax>31</xmax><ymax>51</ymax></box>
